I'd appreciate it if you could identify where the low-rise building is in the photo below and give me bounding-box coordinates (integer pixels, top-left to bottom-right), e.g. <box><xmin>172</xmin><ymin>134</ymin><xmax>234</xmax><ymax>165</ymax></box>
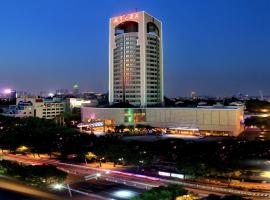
<box><xmin>7</xmin><ymin>101</ymin><xmax>34</xmax><ymax>117</ymax></box>
<box><xmin>81</xmin><ymin>106</ymin><xmax>244</xmax><ymax>136</ymax></box>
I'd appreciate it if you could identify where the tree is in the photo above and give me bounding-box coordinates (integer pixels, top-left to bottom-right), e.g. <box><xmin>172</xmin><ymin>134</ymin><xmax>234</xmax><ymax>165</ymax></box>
<box><xmin>132</xmin><ymin>185</ymin><xmax>188</xmax><ymax>200</ymax></box>
<box><xmin>0</xmin><ymin>160</ymin><xmax>67</xmax><ymax>188</ymax></box>
<box><xmin>115</xmin><ymin>124</ymin><xmax>126</xmax><ymax>133</ymax></box>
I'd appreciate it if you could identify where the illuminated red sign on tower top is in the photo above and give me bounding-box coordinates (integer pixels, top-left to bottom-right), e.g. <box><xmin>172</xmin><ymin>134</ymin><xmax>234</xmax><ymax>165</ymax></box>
<box><xmin>112</xmin><ymin>13</ymin><xmax>139</xmax><ymax>24</ymax></box>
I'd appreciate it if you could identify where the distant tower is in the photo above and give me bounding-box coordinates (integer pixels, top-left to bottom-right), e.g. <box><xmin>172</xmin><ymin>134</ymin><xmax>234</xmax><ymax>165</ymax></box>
<box><xmin>191</xmin><ymin>91</ymin><xmax>197</xmax><ymax>99</ymax></box>
<box><xmin>109</xmin><ymin>11</ymin><xmax>163</xmax><ymax>106</ymax></box>
<box><xmin>73</xmin><ymin>84</ymin><xmax>80</xmax><ymax>97</ymax></box>
<box><xmin>259</xmin><ymin>90</ymin><xmax>264</xmax><ymax>100</ymax></box>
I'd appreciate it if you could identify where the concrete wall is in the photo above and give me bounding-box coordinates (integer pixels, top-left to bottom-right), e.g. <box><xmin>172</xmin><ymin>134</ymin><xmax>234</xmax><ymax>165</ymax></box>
<box><xmin>144</xmin><ymin>108</ymin><xmax>244</xmax><ymax>136</ymax></box>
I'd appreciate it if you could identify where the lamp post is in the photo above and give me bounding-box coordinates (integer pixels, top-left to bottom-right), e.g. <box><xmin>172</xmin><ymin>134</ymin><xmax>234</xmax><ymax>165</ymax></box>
<box><xmin>52</xmin><ymin>183</ymin><xmax>72</xmax><ymax>198</ymax></box>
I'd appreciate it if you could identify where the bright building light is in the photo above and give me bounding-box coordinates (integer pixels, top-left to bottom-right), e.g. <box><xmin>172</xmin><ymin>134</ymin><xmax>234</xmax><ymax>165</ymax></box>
<box><xmin>171</xmin><ymin>173</ymin><xmax>184</xmax><ymax>179</ymax></box>
<box><xmin>48</xmin><ymin>93</ymin><xmax>54</xmax><ymax>97</ymax></box>
<box><xmin>16</xmin><ymin>145</ymin><xmax>29</xmax><ymax>152</ymax></box>
<box><xmin>158</xmin><ymin>171</ymin><xmax>170</xmax><ymax>177</ymax></box>
<box><xmin>96</xmin><ymin>173</ymin><xmax>101</xmax><ymax>177</ymax></box>
<box><xmin>113</xmin><ymin>190</ymin><xmax>137</xmax><ymax>199</ymax></box>
<box><xmin>3</xmin><ymin>89</ymin><xmax>12</xmax><ymax>94</ymax></box>
<box><xmin>261</xmin><ymin>171</ymin><xmax>270</xmax><ymax>178</ymax></box>
<box><xmin>129</xmin><ymin>116</ymin><xmax>133</xmax><ymax>123</ymax></box>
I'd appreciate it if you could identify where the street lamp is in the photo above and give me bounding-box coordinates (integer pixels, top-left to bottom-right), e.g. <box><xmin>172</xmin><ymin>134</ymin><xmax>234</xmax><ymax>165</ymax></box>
<box><xmin>3</xmin><ymin>89</ymin><xmax>11</xmax><ymax>94</ymax></box>
<box><xmin>52</xmin><ymin>183</ymin><xmax>72</xmax><ymax>198</ymax></box>
<box><xmin>113</xmin><ymin>190</ymin><xmax>137</xmax><ymax>199</ymax></box>
<box><xmin>52</xmin><ymin>183</ymin><xmax>63</xmax><ymax>190</ymax></box>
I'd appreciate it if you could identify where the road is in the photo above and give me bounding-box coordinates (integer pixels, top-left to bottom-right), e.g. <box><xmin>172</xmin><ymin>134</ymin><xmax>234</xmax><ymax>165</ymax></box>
<box><xmin>2</xmin><ymin>153</ymin><xmax>270</xmax><ymax>199</ymax></box>
<box><xmin>65</xmin><ymin>179</ymin><xmax>145</xmax><ymax>200</ymax></box>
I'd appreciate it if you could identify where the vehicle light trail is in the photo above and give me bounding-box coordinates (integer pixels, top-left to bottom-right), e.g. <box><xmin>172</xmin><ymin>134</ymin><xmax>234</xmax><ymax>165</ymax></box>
<box><xmin>2</xmin><ymin>153</ymin><xmax>270</xmax><ymax>199</ymax></box>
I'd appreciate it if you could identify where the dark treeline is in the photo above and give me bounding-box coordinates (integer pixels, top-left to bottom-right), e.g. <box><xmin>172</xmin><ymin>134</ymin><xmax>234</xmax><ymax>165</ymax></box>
<box><xmin>93</xmin><ymin>137</ymin><xmax>270</xmax><ymax>179</ymax></box>
<box><xmin>245</xmin><ymin>116</ymin><xmax>270</xmax><ymax>129</ymax></box>
<box><xmin>0</xmin><ymin>115</ymin><xmax>94</xmax><ymax>158</ymax></box>
<box><xmin>245</xmin><ymin>99</ymin><xmax>270</xmax><ymax>113</ymax></box>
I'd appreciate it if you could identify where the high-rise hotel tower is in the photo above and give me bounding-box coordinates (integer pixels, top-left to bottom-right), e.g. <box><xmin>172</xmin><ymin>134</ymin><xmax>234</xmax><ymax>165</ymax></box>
<box><xmin>109</xmin><ymin>11</ymin><xmax>163</xmax><ymax>107</ymax></box>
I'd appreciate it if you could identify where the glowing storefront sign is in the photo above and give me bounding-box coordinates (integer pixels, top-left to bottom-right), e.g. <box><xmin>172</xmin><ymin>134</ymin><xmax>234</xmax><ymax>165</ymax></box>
<box><xmin>171</xmin><ymin>173</ymin><xmax>184</xmax><ymax>179</ymax></box>
<box><xmin>113</xmin><ymin>13</ymin><xmax>139</xmax><ymax>23</ymax></box>
<box><xmin>158</xmin><ymin>171</ymin><xmax>184</xmax><ymax>179</ymax></box>
<box><xmin>158</xmin><ymin>171</ymin><xmax>170</xmax><ymax>177</ymax></box>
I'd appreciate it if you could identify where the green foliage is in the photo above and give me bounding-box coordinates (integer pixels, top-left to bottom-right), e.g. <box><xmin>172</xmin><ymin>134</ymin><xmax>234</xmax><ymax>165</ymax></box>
<box><xmin>245</xmin><ymin>99</ymin><xmax>270</xmax><ymax>113</ymax></box>
<box><xmin>0</xmin><ymin>115</ymin><xmax>95</xmax><ymax>158</ymax></box>
<box><xmin>244</xmin><ymin>116</ymin><xmax>270</xmax><ymax>128</ymax></box>
<box><xmin>132</xmin><ymin>185</ymin><xmax>188</xmax><ymax>200</ymax></box>
<box><xmin>59</xmin><ymin>110</ymin><xmax>81</xmax><ymax>127</ymax></box>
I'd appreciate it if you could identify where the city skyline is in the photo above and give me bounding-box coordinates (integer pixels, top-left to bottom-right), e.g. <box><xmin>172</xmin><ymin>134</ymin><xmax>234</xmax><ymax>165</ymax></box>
<box><xmin>1</xmin><ymin>0</ymin><xmax>270</xmax><ymax>97</ymax></box>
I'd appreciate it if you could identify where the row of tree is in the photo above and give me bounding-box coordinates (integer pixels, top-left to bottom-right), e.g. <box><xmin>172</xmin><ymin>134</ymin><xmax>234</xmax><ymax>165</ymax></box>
<box><xmin>0</xmin><ymin>115</ymin><xmax>94</xmax><ymax>158</ymax></box>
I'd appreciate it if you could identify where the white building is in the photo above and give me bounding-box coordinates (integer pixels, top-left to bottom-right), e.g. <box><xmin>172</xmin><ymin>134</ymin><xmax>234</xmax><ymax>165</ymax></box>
<box><xmin>3</xmin><ymin>97</ymin><xmax>66</xmax><ymax>119</ymax></box>
<box><xmin>66</xmin><ymin>98</ymin><xmax>98</xmax><ymax>112</ymax></box>
<box><xmin>109</xmin><ymin>11</ymin><xmax>163</xmax><ymax>106</ymax></box>
<box><xmin>7</xmin><ymin>101</ymin><xmax>34</xmax><ymax>118</ymax></box>
<box><xmin>81</xmin><ymin>106</ymin><xmax>244</xmax><ymax>137</ymax></box>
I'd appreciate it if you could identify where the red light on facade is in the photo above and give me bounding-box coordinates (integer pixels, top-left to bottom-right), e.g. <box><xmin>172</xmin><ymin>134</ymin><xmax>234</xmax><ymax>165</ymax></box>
<box><xmin>35</xmin><ymin>98</ymin><xmax>43</xmax><ymax>103</ymax></box>
<box><xmin>112</xmin><ymin>13</ymin><xmax>139</xmax><ymax>24</ymax></box>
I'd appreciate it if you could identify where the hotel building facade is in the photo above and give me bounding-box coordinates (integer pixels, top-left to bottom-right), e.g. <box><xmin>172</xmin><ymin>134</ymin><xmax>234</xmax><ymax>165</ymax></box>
<box><xmin>109</xmin><ymin>11</ymin><xmax>164</xmax><ymax>106</ymax></box>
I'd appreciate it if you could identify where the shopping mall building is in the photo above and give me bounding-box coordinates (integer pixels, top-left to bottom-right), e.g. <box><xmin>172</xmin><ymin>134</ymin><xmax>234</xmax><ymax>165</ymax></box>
<box><xmin>81</xmin><ymin>106</ymin><xmax>244</xmax><ymax>137</ymax></box>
